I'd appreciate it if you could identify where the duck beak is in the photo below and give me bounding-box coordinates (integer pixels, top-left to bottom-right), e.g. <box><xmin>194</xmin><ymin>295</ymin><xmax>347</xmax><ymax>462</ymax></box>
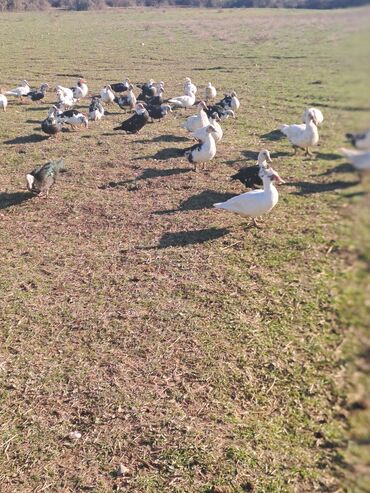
<box><xmin>267</xmin><ymin>155</ymin><xmax>272</xmax><ymax>163</ymax></box>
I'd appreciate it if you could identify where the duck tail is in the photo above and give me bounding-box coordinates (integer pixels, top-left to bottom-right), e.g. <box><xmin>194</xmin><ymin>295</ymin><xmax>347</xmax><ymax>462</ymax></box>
<box><xmin>345</xmin><ymin>133</ymin><xmax>356</xmax><ymax>146</ymax></box>
<box><xmin>113</xmin><ymin>126</ymin><xmax>121</xmax><ymax>131</ymax></box>
<box><xmin>51</xmin><ymin>159</ymin><xmax>66</xmax><ymax>173</ymax></box>
<box><xmin>214</xmin><ymin>202</ymin><xmax>226</xmax><ymax>209</ymax></box>
<box><xmin>279</xmin><ymin>124</ymin><xmax>288</xmax><ymax>134</ymax></box>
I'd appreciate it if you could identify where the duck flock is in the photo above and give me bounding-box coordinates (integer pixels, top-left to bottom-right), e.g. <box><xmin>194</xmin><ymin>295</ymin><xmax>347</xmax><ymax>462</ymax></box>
<box><xmin>1</xmin><ymin>76</ymin><xmax>369</xmax><ymax>228</ymax></box>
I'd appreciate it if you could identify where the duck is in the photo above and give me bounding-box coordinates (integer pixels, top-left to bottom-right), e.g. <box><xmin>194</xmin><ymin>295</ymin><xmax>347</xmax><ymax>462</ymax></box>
<box><xmin>100</xmin><ymin>85</ymin><xmax>115</xmax><ymax>105</ymax></box>
<box><xmin>230</xmin><ymin>91</ymin><xmax>240</xmax><ymax>112</ymax></box>
<box><xmin>41</xmin><ymin>113</ymin><xmax>63</xmax><ymax>138</ymax></box>
<box><xmin>110</xmin><ymin>78</ymin><xmax>130</xmax><ymax>93</ymax></box>
<box><xmin>137</xmin><ymin>79</ymin><xmax>157</xmax><ymax>99</ymax></box>
<box><xmin>168</xmin><ymin>89</ymin><xmax>196</xmax><ymax>109</ymax></box>
<box><xmin>113</xmin><ymin>103</ymin><xmax>149</xmax><ymax>133</ymax></box>
<box><xmin>184</xmin><ymin>124</ymin><xmax>217</xmax><ymax>170</ymax></box>
<box><xmin>346</xmin><ymin>129</ymin><xmax>370</xmax><ymax>150</ymax></box>
<box><xmin>55</xmin><ymin>85</ymin><xmax>74</xmax><ymax>100</ymax></box>
<box><xmin>181</xmin><ymin>101</ymin><xmax>209</xmax><ymax>133</ymax></box>
<box><xmin>302</xmin><ymin>107</ymin><xmax>323</xmax><ymax>126</ymax></box>
<box><xmin>26</xmin><ymin>83</ymin><xmax>49</xmax><ymax>102</ymax></box>
<box><xmin>5</xmin><ymin>80</ymin><xmax>31</xmax><ymax>100</ymax></box>
<box><xmin>56</xmin><ymin>109</ymin><xmax>88</xmax><ymax>130</ymax></box>
<box><xmin>72</xmin><ymin>78</ymin><xmax>88</xmax><ymax>100</ymax></box>
<box><xmin>56</xmin><ymin>89</ymin><xmax>76</xmax><ymax>109</ymax></box>
<box><xmin>88</xmin><ymin>97</ymin><xmax>104</xmax><ymax>121</ymax></box>
<box><xmin>230</xmin><ymin>149</ymin><xmax>273</xmax><ymax>189</ymax></box>
<box><xmin>26</xmin><ymin>159</ymin><xmax>66</xmax><ymax>198</ymax></box>
<box><xmin>214</xmin><ymin>165</ymin><xmax>285</xmax><ymax>228</ymax></box>
<box><xmin>340</xmin><ymin>148</ymin><xmax>370</xmax><ymax>173</ymax></box>
<box><xmin>0</xmin><ymin>89</ymin><xmax>8</xmax><ymax>112</ymax></box>
<box><xmin>280</xmin><ymin>109</ymin><xmax>319</xmax><ymax>156</ymax></box>
<box><xmin>144</xmin><ymin>86</ymin><xmax>165</xmax><ymax>106</ymax></box>
<box><xmin>184</xmin><ymin>77</ymin><xmax>197</xmax><ymax>95</ymax></box>
<box><xmin>192</xmin><ymin>112</ymin><xmax>223</xmax><ymax>143</ymax></box>
<box><xmin>204</xmin><ymin>82</ymin><xmax>217</xmax><ymax>101</ymax></box>
<box><xmin>217</xmin><ymin>92</ymin><xmax>240</xmax><ymax>112</ymax></box>
<box><xmin>113</xmin><ymin>85</ymin><xmax>137</xmax><ymax>111</ymax></box>
<box><xmin>145</xmin><ymin>103</ymin><xmax>172</xmax><ymax>122</ymax></box>
<box><xmin>205</xmin><ymin>104</ymin><xmax>235</xmax><ymax>120</ymax></box>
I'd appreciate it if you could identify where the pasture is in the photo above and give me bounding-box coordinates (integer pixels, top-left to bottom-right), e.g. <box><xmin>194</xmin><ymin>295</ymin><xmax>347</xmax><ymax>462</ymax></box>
<box><xmin>0</xmin><ymin>6</ymin><xmax>369</xmax><ymax>492</ymax></box>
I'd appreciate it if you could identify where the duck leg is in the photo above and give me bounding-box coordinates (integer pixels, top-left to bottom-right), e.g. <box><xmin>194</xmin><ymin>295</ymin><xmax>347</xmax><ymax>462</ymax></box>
<box><xmin>292</xmin><ymin>145</ymin><xmax>299</xmax><ymax>155</ymax></box>
<box><xmin>252</xmin><ymin>218</ymin><xmax>263</xmax><ymax>229</ymax></box>
<box><xmin>304</xmin><ymin>147</ymin><xmax>314</xmax><ymax>157</ymax></box>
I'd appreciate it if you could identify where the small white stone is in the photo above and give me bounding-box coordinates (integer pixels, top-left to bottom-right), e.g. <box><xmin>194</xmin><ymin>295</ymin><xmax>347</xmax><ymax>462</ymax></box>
<box><xmin>116</xmin><ymin>463</ymin><xmax>130</xmax><ymax>477</ymax></box>
<box><xmin>69</xmin><ymin>431</ymin><xmax>82</xmax><ymax>440</ymax></box>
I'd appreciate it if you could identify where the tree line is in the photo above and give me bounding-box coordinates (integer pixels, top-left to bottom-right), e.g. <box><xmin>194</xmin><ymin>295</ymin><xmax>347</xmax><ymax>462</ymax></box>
<box><xmin>0</xmin><ymin>0</ymin><xmax>369</xmax><ymax>11</ymax></box>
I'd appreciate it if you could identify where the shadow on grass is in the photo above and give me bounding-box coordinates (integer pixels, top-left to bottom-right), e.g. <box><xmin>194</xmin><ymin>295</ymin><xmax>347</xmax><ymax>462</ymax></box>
<box><xmin>142</xmin><ymin>227</ymin><xmax>230</xmax><ymax>249</ymax></box>
<box><xmin>99</xmin><ymin>167</ymin><xmax>192</xmax><ymax>189</ymax></box>
<box><xmin>225</xmin><ymin>149</ymin><xmax>290</xmax><ymax>167</ymax></box>
<box><xmin>134</xmin><ymin>135</ymin><xmax>191</xmax><ymax>145</ymax></box>
<box><xmin>132</xmin><ymin>147</ymin><xmax>184</xmax><ymax>161</ymax></box>
<box><xmin>4</xmin><ymin>134</ymin><xmax>48</xmax><ymax>144</ymax></box>
<box><xmin>154</xmin><ymin>190</ymin><xmax>235</xmax><ymax>215</ymax></box>
<box><xmin>260</xmin><ymin>129</ymin><xmax>285</xmax><ymax>141</ymax></box>
<box><xmin>317</xmin><ymin>163</ymin><xmax>355</xmax><ymax>176</ymax></box>
<box><xmin>316</xmin><ymin>152</ymin><xmax>342</xmax><ymax>161</ymax></box>
<box><xmin>0</xmin><ymin>192</ymin><xmax>33</xmax><ymax>210</ymax></box>
<box><xmin>26</xmin><ymin>119</ymin><xmax>41</xmax><ymax>124</ymax></box>
<box><xmin>343</xmin><ymin>191</ymin><xmax>367</xmax><ymax>199</ymax></box>
<box><xmin>290</xmin><ymin>180</ymin><xmax>360</xmax><ymax>195</ymax></box>
<box><xmin>25</xmin><ymin>106</ymin><xmax>49</xmax><ymax>112</ymax></box>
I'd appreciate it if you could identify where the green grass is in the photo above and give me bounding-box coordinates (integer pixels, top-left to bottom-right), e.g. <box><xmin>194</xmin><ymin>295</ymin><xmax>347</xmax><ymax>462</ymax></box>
<box><xmin>0</xmin><ymin>6</ymin><xmax>369</xmax><ymax>493</ymax></box>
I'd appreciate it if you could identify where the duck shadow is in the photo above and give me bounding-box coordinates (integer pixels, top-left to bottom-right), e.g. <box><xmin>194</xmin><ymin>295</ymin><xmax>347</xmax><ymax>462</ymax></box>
<box><xmin>0</xmin><ymin>192</ymin><xmax>33</xmax><ymax>210</ymax></box>
<box><xmin>26</xmin><ymin>119</ymin><xmax>41</xmax><ymax>124</ymax></box>
<box><xmin>99</xmin><ymin>167</ymin><xmax>192</xmax><ymax>189</ymax></box>
<box><xmin>317</xmin><ymin>163</ymin><xmax>354</xmax><ymax>176</ymax></box>
<box><xmin>260</xmin><ymin>129</ymin><xmax>284</xmax><ymax>141</ymax></box>
<box><xmin>25</xmin><ymin>106</ymin><xmax>49</xmax><ymax>112</ymax></box>
<box><xmin>225</xmin><ymin>149</ymin><xmax>290</xmax><ymax>167</ymax></box>
<box><xmin>290</xmin><ymin>180</ymin><xmax>360</xmax><ymax>195</ymax></box>
<box><xmin>4</xmin><ymin>134</ymin><xmax>48</xmax><ymax>144</ymax></box>
<box><xmin>152</xmin><ymin>134</ymin><xmax>190</xmax><ymax>143</ymax></box>
<box><xmin>147</xmin><ymin>147</ymin><xmax>184</xmax><ymax>161</ymax></box>
<box><xmin>142</xmin><ymin>227</ymin><xmax>230</xmax><ymax>249</ymax></box>
<box><xmin>154</xmin><ymin>190</ymin><xmax>235</xmax><ymax>215</ymax></box>
<box><xmin>316</xmin><ymin>152</ymin><xmax>342</xmax><ymax>161</ymax></box>
<box><xmin>343</xmin><ymin>191</ymin><xmax>367</xmax><ymax>199</ymax></box>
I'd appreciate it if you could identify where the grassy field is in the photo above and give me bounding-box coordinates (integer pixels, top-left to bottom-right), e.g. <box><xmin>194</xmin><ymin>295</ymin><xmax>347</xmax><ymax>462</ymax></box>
<box><xmin>0</xmin><ymin>6</ymin><xmax>369</xmax><ymax>493</ymax></box>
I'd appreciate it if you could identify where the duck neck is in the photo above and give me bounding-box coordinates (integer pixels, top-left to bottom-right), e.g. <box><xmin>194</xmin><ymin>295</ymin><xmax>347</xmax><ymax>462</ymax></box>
<box><xmin>262</xmin><ymin>175</ymin><xmax>274</xmax><ymax>191</ymax></box>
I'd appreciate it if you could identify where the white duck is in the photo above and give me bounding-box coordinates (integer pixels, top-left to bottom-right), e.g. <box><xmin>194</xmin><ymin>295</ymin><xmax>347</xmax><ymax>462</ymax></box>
<box><xmin>214</xmin><ymin>165</ymin><xmax>285</xmax><ymax>228</ymax></box>
<box><xmin>55</xmin><ymin>85</ymin><xmax>74</xmax><ymax>100</ymax></box>
<box><xmin>88</xmin><ymin>97</ymin><xmax>104</xmax><ymax>121</ymax></box>
<box><xmin>280</xmin><ymin>109</ymin><xmax>319</xmax><ymax>156</ymax></box>
<box><xmin>72</xmin><ymin>78</ymin><xmax>89</xmax><ymax>100</ymax></box>
<box><xmin>346</xmin><ymin>129</ymin><xmax>370</xmax><ymax>150</ymax></box>
<box><xmin>204</xmin><ymin>82</ymin><xmax>217</xmax><ymax>101</ymax></box>
<box><xmin>302</xmin><ymin>107</ymin><xmax>323</xmax><ymax>126</ymax></box>
<box><xmin>193</xmin><ymin>112</ymin><xmax>223</xmax><ymax>143</ymax></box>
<box><xmin>100</xmin><ymin>85</ymin><xmax>115</xmax><ymax>105</ymax></box>
<box><xmin>5</xmin><ymin>80</ymin><xmax>30</xmax><ymax>99</ymax></box>
<box><xmin>340</xmin><ymin>148</ymin><xmax>370</xmax><ymax>173</ymax></box>
<box><xmin>185</xmin><ymin>124</ymin><xmax>217</xmax><ymax>170</ymax></box>
<box><xmin>230</xmin><ymin>91</ymin><xmax>240</xmax><ymax>112</ymax></box>
<box><xmin>0</xmin><ymin>89</ymin><xmax>8</xmax><ymax>112</ymax></box>
<box><xmin>181</xmin><ymin>101</ymin><xmax>209</xmax><ymax>132</ymax></box>
<box><xmin>56</xmin><ymin>89</ymin><xmax>76</xmax><ymax>110</ymax></box>
<box><xmin>168</xmin><ymin>89</ymin><xmax>196</xmax><ymax>109</ymax></box>
<box><xmin>184</xmin><ymin>77</ymin><xmax>197</xmax><ymax>95</ymax></box>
